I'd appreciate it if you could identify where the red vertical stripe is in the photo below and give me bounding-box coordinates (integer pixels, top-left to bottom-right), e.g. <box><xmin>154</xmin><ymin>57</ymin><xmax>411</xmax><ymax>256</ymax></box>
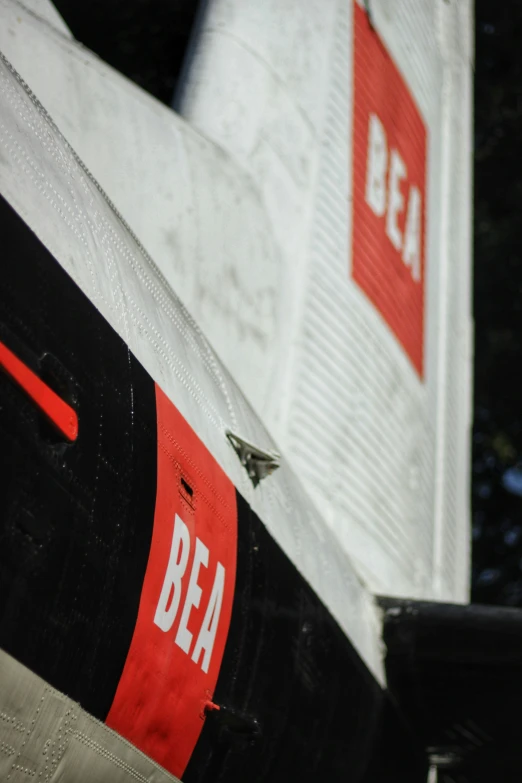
<box><xmin>106</xmin><ymin>385</ymin><xmax>237</xmax><ymax>778</ymax></box>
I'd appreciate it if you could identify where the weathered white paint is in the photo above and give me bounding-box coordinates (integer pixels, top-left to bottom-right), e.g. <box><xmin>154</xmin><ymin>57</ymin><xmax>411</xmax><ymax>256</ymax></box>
<box><xmin>0</xmin><ymin>0</ymin><xmax>473</xmax><ymax>603</ymax></box>
<box><xmin>0</xmin><ymin>0</ymin><xmax>282</xmax><ymax>428</ymax></box>
<box><xmin>0</xmin><ymin>51</ymin><xmax>385</xmax><ymax>684</ymax></box>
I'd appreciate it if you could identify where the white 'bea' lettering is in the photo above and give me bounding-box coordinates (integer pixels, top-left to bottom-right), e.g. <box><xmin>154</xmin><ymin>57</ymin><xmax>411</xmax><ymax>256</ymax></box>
<box><xmin>154</xmin><ymin>513</ymin><xmax>225</xmax><ymax>673</ymax></box>
<box><xmin>386</xmin><ymin>149</ymin><xmax>406</xmax><ymax>252</ymax></box>
<box><xmin>191</xmin><ymin>562</ymin><xmax>225</xmax><ymax>674</ymax></box>
<box><xmin>402</xmin><ymin>185</ymin><xmax>422</xmax><ymax>282</ymax></box>
<box><xmin>365</xmin><ymin>113</ymin><xmax>387</xmax><ymax>217</ymax></box>
<box><xmin>153</xmin><ymin>514</ymin><xmax>190</xmax><ymax>632</ymax></box>
<box><xmin>175</xmin><ymin>536</ymin><xmax>209</xmax><ymax>654</ymax></box>
<box><xmin>364</xmin><ymin>111</ymin><xmax>422</xmax><ymax>282</ymax></box>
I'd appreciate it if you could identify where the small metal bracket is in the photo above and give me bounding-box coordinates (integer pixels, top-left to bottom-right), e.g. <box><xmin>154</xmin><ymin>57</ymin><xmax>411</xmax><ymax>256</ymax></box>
<box><xmin>226</xmin><ymin>431</ymin><xmax>280</xmax><ymax>487</ymax></box>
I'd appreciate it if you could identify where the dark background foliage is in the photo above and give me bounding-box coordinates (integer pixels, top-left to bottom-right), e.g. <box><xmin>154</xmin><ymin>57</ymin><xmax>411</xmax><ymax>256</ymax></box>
<box><xmin>52</xmin><ymin>0</ymin><xmax>519</xmax><ymax>605</ymax></box>
<box><xmin>473</xmin><ymin>0</ymin><xmax>522</xmax><ymax>605</ymax></box>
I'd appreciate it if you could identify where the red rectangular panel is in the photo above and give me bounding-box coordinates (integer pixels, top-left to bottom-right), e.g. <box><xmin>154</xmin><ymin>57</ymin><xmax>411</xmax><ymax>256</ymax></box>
<box><xmin>106</xmin><ymin>385</ymin><xmax>237</xmax><ymax>778</ymax></box>
<box><xmin>352</xmin><ymin>1</ymin><xmax>427</xmax><ymax>377</ymax></box>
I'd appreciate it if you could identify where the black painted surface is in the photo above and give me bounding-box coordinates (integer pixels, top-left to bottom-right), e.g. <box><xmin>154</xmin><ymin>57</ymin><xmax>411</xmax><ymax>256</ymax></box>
<box><xmin>0</xmin><ymin>194</ymin><xmax>428</xmax><ymax>781</ymax></box>
<box><xmin>381</xmin><ymin>597</ymin><xmax>522</xmax><ymax>783</ymax></box>
<box><xmin>52</xmin><ymin>0</ymin><xmax>200</xmax><ymax>105</ymax></box>
<box><xmin>0</xmin><ymin>195</ymin><xmax>157</xmax><ymax>718</ymax></box>
<box><xmin>184</xmin><ymin>494</ymin><xmax>427</xmax><ymax>783</ymax></box>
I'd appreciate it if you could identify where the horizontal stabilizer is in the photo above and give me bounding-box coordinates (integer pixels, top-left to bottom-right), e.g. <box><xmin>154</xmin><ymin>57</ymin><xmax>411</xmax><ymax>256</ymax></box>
<box><xmin>380</xmin><ymin>597</ymin><xmax>522</xmax><ymax>783</ymax></box>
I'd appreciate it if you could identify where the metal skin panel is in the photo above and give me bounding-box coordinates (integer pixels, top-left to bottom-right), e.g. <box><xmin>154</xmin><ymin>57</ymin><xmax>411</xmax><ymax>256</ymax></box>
<box><xmin>0</xmin><ymin>0</ymin><xmax>473</xmax><ymax>601</ymax></box>
<box><xmin>180</xmin><ymin>0</ymin><xmax>473</xmax><ymax>602</ymax></box>
<box><xmin>0</xmin><ymin>184</ymin><xmax>425</xmax><ymax>781</ymax></box>
<box><xmin>0</xmin><ymin>649</ymin><xmax>180</xmax><ymax>783</ymax></box>
<box><xmin>0</xmin><ymin>47</ymin><xmax>384</xmax><ymax>693</ymax></box>
<box><xmin>0</xmin><ymin>3</ymin><xmax>472</xmax><ymax>779</ymax></box>
<box><xmin>0</xmin><ymin>0</ymin><xmax>283</xmax><ymax>432</ymax></box>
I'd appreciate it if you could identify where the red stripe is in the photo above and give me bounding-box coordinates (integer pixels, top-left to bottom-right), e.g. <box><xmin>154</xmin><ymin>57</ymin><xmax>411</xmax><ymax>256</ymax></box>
<box><xmin>0</xmin><ymin>340</ymin><xmax>78</xmax><ymax>441</ymax></box>
<box><xmin>106</xmin><ymin>384</ymin><xmax>237</xmax><ymax>778</ymax></box>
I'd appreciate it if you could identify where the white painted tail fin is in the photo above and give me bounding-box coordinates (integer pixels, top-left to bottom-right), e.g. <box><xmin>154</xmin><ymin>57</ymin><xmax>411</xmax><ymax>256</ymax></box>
<box><xmin>0</xmin><ymin>0</ymin><xmax>473</xmax><ymax>602</ymax></box>
<box><xmin>177</xmin><ymin>0</ymin><xmax>473</xmax><ymax>602</ymax></box>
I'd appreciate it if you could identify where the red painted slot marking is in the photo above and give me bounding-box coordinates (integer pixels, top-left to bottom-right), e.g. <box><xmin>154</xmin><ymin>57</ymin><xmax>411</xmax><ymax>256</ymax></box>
<box><xmin>0</xmin><ymin>339</ymin><xmax>78</xmax><ymax>441</ymax></box>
